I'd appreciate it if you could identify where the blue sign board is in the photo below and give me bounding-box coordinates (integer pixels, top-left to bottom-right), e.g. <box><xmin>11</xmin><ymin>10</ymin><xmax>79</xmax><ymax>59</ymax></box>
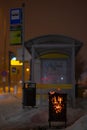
<box><xmin>1</xmin><ymin>71</ymin><xmax>7</xmax><ymax>77</ymax></box>
<box><xmin>10</xmin><ymin>8</ymin><xmax>22</xmax><ymax>25</ymax></box>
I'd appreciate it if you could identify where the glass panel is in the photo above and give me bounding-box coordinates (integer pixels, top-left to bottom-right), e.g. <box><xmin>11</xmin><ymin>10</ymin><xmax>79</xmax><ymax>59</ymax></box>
<box><xmin>41</xmin><ymin>59</ymin><xmax>71</xmax><ymax>84</ymax></box>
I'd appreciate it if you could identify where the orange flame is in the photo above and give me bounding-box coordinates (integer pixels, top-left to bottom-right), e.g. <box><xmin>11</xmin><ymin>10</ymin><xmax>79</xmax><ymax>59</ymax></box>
<box><xmin>51</xmin><ymin>96</ymin><xmax>64</xmax><ymax>113</ymax></box>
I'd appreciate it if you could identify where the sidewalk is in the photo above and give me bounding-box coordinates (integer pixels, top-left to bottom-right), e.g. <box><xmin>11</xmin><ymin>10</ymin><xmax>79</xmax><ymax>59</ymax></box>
<box><xmin>0</xmin><ymin>93</ymin><xmax>87</xmax><ymax>130</ymax></box>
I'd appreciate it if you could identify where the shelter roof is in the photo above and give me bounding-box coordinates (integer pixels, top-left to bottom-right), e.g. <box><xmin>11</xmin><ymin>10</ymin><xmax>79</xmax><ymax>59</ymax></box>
<box><xmin>25</xmin><ymin>34</ymin><xmax>83</xmax><ymax>56</ymax></box>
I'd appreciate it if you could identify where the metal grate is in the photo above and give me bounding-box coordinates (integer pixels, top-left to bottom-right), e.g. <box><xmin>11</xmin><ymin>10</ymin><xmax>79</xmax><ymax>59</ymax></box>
<box><xmin>48</xmin><ymin>91</ymin><xmax>67</xmax><ymax>128</ymax></box>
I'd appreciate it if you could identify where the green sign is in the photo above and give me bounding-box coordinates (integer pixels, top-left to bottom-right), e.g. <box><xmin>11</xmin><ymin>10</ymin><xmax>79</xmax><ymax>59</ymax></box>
<box><xmin>10</xmin><ymin>30</ymin><xmax>22</xmax><ymax>45</ymax></box>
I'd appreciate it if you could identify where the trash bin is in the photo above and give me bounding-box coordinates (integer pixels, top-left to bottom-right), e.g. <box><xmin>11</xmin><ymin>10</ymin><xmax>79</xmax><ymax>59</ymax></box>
<box><xmin>23</xmin><ymin>82</ymin><xmax>36</xmax><ymax>108</ymax></box>
<box><xmin>48</xmin><ymin>91</ymin><xmax>67</xmax><ymax>128</ymax></box>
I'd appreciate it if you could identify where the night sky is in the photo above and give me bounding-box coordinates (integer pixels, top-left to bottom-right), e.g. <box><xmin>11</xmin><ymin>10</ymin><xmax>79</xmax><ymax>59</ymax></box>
<box><xmin>0</xmin><ymin>0</ymin><xmax>87</xmax><ymax>71</ymax></box>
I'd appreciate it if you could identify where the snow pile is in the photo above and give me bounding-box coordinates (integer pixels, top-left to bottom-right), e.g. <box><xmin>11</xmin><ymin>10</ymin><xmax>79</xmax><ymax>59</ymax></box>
<box><xmin>66</xmin><ymin>114</ymin><xmax>87</xmax><ymax>130</ymax></box>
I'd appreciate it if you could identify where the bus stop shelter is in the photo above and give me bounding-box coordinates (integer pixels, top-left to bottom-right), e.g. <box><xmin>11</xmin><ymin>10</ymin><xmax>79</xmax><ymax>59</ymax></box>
<box><xmin>25</xmin><ymin>34</ymin><xmax>83</xmax><ymax>106</ymax></box>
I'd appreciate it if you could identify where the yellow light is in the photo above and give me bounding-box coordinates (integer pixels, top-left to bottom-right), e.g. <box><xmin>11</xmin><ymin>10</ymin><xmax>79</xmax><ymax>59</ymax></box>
<box><xmin>26</xmin><ymin>68</ymin><xmax>30</xmax><ymax>72</ymax></box>
<box><xmin>11</xmin><ymin>60</ymin><xmax>23</xmax><ymax>66</ymax></box>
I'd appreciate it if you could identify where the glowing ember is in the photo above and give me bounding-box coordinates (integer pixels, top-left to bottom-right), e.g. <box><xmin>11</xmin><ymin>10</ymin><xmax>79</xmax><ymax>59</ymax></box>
<box><xmin>51</xmin><ymin>96</ymin><xmax>64</xmax><ymax>113</ymax></box>
<box><xmin>49</xmin><ymin>91</ymin><xmax>55</xmax><ymax>95</ymax></box>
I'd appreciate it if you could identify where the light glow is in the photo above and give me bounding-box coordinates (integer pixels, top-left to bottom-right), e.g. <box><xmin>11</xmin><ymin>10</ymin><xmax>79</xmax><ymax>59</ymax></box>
<box><xmin>11</xmin><ymin>57</ymin><xmax>16</xmax><ymax>60</ymax></box>
<box><xmin>26</xmin><ymin>68</ymin><xmax>30</xmax><ymax>72</ymax></box>
<box><xmin>11</xmin><ymin>60</ymin><xmax>23</xmax><ymax>66</ymax></box>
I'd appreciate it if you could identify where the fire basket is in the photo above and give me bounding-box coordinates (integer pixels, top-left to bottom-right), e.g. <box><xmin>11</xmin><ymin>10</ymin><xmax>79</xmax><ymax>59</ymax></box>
<box><xmin>48</xmin><ymin>91</ymin><xmax>67</xmax><ymax>128</ymax></box>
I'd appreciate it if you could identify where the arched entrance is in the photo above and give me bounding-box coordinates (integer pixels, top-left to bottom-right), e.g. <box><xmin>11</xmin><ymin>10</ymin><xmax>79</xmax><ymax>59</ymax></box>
<box><xmin>25</xmin><ymin>34</ymin><xmax>83</xmax><ymax>106</ymax></box>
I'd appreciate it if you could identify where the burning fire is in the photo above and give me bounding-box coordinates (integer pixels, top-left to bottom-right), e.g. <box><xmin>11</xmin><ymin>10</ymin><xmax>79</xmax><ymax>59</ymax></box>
<box><xmin>51</xmin><ymin>96</ymin><xmax>64</xmax><ymax>113</ymax></box>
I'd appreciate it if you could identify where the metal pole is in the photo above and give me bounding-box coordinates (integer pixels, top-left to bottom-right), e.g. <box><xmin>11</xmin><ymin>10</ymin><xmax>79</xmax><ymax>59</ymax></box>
<box><xmin>8</xmin><ymin>51</ymin><xmax>11</xmax><ymax>93</ymax></box>
<box><xmin>22</xmin><ymin>3</ymin><xmax>25</xmax><ymax>107</ymax></box>
<box><xmin>3</xmin><ymin>14</ymin><xmax>7</xmax><ymax>93</ymax></box>
<box><xmin>72</xmin><ymin>41</ymin><xmax>76</xmax><ymax>107</ymax></box>
<box><xmin>31</xmin><ymin>46</ymin><xmax>34</xmax><ymax>82</ymax></box>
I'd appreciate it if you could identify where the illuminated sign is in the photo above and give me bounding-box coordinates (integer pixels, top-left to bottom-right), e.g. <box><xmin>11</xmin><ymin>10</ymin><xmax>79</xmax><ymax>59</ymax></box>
<box><xmin>10</xmin><ymin>8</ymin><xmax>22</xmax><ymax>45</ymax></box>
<box><xmin>10</xmin><ymin>8</ymin><xmax>22</xmax><ymax>24</ymax></box>
<box><xmin>10</xmin><ymin>30</ymin><xmax>22</xmax><ymax>45</ymax></box>
<box><xmin>11</xmin><ymin>60</ymin><xmax>23</xmax><ymax>66</ymax></box>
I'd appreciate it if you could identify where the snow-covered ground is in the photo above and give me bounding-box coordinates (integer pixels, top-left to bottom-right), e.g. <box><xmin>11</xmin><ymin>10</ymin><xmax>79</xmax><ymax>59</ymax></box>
<box><xmin>0</xmin><ymin>93</ymin><xmax>87</xmax><ymax>130</ymax></box>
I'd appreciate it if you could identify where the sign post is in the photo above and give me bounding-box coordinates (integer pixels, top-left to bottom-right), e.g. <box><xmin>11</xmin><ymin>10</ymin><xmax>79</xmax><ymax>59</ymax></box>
<box><xmin>9</xmin><ymin>6</ymin><xmax>25</xmax><ymax>95</ymax></box>
<box><xmin>21</xmin><ymin>3</ymin><xmax>25</xmax><ymax>108</ymax></box>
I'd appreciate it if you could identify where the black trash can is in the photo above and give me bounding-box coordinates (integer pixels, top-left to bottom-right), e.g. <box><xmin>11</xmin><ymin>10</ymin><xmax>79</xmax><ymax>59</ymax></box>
<box><xmin>23</xmin><ymin>82</ymin><xmax>36</xmax><ymax>108</ymax></box>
